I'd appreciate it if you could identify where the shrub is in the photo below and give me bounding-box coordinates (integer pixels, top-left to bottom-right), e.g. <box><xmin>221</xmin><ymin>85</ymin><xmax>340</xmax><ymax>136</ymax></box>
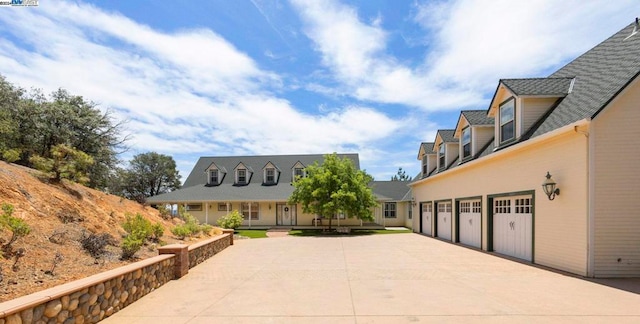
<box><xmin>121</xmin><ymin>235</ymin><xmax>143</xmax><ymax>260</ymax></box>
<box><xmin>151</xmin><ymin>223</ymin><xmax>164</xmax><ymax>242</ymax></box>
<box><xmin>171</xmin><ymin>225</ymin><xmax>191</xmax><ymax>240</ymax></box>
<box><xmin>1</xmin><ymin>203</ymin><xmax>31</xmax><ymax>256</ymax></box>
<box><xmin>81</xmin><ymin>233</ymin><xmax>116</xmax><ymax>259</ymax></box>
<box><xmin>1</xmin><ymin>149</ymin><xmax>20</xmax><ymax>163</ymax></box>
<box><xmin>171</xmin><ymin>212</ymin><xmax>211</xmax><ymax>239</ymax></box>
<box><xmin>217</xmin><ymin>210</ymin><xmax>243</xmax><ymax>230</ymax></box>
<box><xmin>122</xmin><ymin>213</ymin><xmax>153</xmax><ymax>241</ymax></box>
<box><xmin>120</xmin><ymin>213</ymin><xmax>163</xmax><ymax>259</ymax></box>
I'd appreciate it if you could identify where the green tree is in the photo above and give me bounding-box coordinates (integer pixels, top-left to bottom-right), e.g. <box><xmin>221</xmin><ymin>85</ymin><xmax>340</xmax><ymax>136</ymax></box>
<box><xmin>0</xmin><ymin>75</ymin><xmax>127</xmax><ymax>189</ymax></box>
<box><xmin>30</xmin><ymin>144</ymin><xmax>94</xmax><ymax>185</ymax></box>
<box><xmin>121</xmin><ymin>152</ymin><xmax>181</xmax><ymax>203</ymax></box>
<box><xmin>391</xmin><ymin>167</ymin><xmax>411</xmax><ymax>181</ymax></box>
<box><xmin>288</xmin><ymin>153</ymin><xmax>378</xmax><ymax>230</ymax></box>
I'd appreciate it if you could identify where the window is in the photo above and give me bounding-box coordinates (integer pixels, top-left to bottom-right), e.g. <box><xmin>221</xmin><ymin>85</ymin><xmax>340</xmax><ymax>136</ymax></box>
<box><xmin>515</xmin><ymin>198</ymin><xmax>532</xmax><ymax>214</ymax></box>
<box><xmin>294</xmin><ymin>167</ymin><xmax>304</xmax><ymax>180</ymax></box>
<box><xmin>218</xmin><ymin>203</ymin><xmax>230</xmax><ymax>211</ymax></box>
<box><xmin>499</xmin><ymin>98</ymin><xmax>515</xmax><ymax>143</ymax></box>
<box><xmin>186</xmin><ymin>204</ymin><xmax>202</xmax><ymax>211</ymax></box>
<box><xmin>438</xmin><ymin>144</ymin><xmax>445</xmax><ymax>169</ymax></box>
<box><xmin>209</xmin><ymin>170</ymin><xmax>219</xmax><ymax>185</ymax></box>
<box><xmin>462</xmin><ymin>127</ymin><xmax>471</xmax><ymax>158</ymax></box>
<box><xmin>265</xmin><ymin>168</ymin><xmax>275</xmax><ymax>184</ymax></box>
<box><xmin>241</xmin><ymin>202</ymin><xmax>259</xmax><ymax>220</ymax></box>
<box><xmin>237</xmin><ymin>169</ymin><xmax>247</xmax><ymax>184</ymax></box>
<box><xmin>422</xmin><ymin>156</ymin><xmax>428</xmax><ymax>176</ymax></box>
<box><xmin>495</xmin><ymin>199</ymin><xmax>511</xmax><ymax>213</ymax></box>
<box><xmin>472</xmin><ymin>201</ymin><xmax>481</xmax><ymax>213</ymax></box>
<box><xmin>408</xmin><ymin>204</ymin><xmax>412</xmax><ymax>219</ymax></box>
<box><xmin>460</xmin><ymin>201</ymin><xmax>471</xmax><ymax>213</ymax></box>
<box><xmin>384</xmin><ymin>202</ymin><xmax>397</xmax><ymax>218</ymax></box>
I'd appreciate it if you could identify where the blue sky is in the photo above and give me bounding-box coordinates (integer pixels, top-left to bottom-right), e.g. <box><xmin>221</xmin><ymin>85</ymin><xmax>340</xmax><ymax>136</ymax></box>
<box><xmin>0</xmin><ymin>1</ymin><xmax>637</xmax><ymax>181</ymax></box>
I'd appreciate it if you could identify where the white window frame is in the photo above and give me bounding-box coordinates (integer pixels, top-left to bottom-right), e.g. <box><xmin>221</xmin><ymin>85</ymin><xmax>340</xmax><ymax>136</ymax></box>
<box><xmin>209</xmin><ymin>169</ymin><xmax>219</xmax><ymax>185</ymax></box>
<box><xmin>241</xmin><ymin>202</ymin><xmax>259</xmax><ymax>220</ymax></box>
<box><xmin>186</xmin><ymin>203</ymin><xmax>202</xmax><ymax>211</ymax></box>
<box><xmin>438</xmin><ymin>144</ymin><xmax>445</xmax><ymax>169</ymax></box>
<box><xmin>499</xmin><ymin>98</ymin><xmax>515</xmax><ymax>143</ymax></box>
<box><xmin>384</xmin><ymin>202</ymin><xmax>397</xmax><ymax>218</ymax></box>
<box><xmin>461</xmin><ymin>126</ymin><xmax>471</xmax><ymax>159</ymax></box>
<box><xmin>293</xmin><ymin>167</ymin><xmax>305</xmax><ymax>181</ymax></box>
<box><xmin>237</xmin><ymin>169</ymin><xmax>247</xmax><ymax>184</ymax></box>
<box><xmin>265</xmin><ymin>168</ymin><xmax>275</xmax><ymax>184</ymax></box>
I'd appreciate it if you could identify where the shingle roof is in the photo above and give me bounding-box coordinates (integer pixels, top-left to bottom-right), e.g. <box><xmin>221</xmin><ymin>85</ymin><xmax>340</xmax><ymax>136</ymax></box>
<box><xmin>369</xmin><ymin>181</ymin><xmax>411</xmax><ymax>201</ymax></box>
<box><xmin>461</xmin><ymin>110</ymin><xmax>493</xmax><ymax>126</ymax></box>
<box><xmin>437</xmin><ymin>130</ymin><xmax>456</xmax><ymax>143</ymax></box>
<box><xmin>148</xmin><ymin>154</ymin><xmax>360</xmax><ymax>203</ymax></box>
<box><xmin>500</xmin><ymin>77</ymin><xmax>574</xmax><ymax>96</ymax></box>
<box><xmin>421</xmin><ymin>142</ymin><xmax>434</xmax><ymax>152</ymax></box>
<box><xmin>531</xmin><ymin>21</ymin><xmax>640</xmax><ymax>137</ymax></box>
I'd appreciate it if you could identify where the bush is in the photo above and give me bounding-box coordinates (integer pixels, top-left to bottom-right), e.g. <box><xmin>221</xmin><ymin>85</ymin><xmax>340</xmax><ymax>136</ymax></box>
<box><xmin>1</xmin><ymin>149</ymin><xmax>20</xmax><ymax>163</ymax></box>
<box><xmin>217</xmin><ymin>210</ymin><xmax>243</xmax><ymax>230</ymax></box>
<box><xmin>151</xmin><ymin>223</ymin><xmax>164</xmax><ymax>242</ymax></box>
<box><xmin>120</xmin><ymin>213</ymin><xmax>164</xmax><ymax>259</ymax></box>
<box><xmin>1</xmin><ymin>203</ymin><xmax>31</xmax><ymax>256</ymax></box>
<box><xmin>121</xmin><ymin>235</ymin><xmax>143</xmax><ymax>260</ymax></box>
<box><xmin>171</xmin><ymin>225</ymin><xmax>191</xmax><ymax>240</ymax></box>
<box><xmin>81</xmin><ymin>233</ymin><xmax>116</xmax><ymax>259</ymax></box>
<box><xmin>171</xmin><ymin>212</ymin><xmax>211</xmax><ymax>239</ymax></box>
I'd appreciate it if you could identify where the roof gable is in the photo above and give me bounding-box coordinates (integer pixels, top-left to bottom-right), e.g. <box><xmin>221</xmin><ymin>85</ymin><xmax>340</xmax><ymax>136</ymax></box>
<box><xmin>454</xmin><ymin>110</ymin><xmax>493</xmax><ymax>138</ymax></box>
<box><xmin>417</xmin><ymin>142</ymin><xmax>434</xmax><ymax>159</ymax></box>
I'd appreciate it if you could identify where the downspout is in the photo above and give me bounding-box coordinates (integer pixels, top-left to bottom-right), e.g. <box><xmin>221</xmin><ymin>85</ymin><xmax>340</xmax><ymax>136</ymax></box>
<box><xmin>575</xmin><ymin>124</ymin><xmax>594</xmax><ymax>277</ymax></box>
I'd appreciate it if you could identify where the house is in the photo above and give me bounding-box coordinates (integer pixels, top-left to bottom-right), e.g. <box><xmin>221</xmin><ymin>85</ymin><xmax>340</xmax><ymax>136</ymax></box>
<box><xmin>147</xmin><ymin>154</ymin><xmax>413</xmax><ymax>229</ymax></box>
<box><xmin>410</xmin><ymin>19</ymin><xmax>640</xmax><ymax>277</ymax></box>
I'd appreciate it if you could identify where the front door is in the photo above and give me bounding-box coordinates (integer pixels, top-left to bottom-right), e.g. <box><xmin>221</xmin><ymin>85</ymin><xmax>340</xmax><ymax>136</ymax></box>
<box><xmin>276</xmin><ymin>203</ymin><xmax>297</xmax><ymax>226</ymax></box>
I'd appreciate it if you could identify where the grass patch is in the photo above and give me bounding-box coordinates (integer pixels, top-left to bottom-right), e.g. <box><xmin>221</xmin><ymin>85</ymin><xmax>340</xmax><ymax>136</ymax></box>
<box><xmin>288</xmin><ymin>229</ymin><xmax>412</xmax><ymax>237</ymax></box>
<box><xmin>235</xmin><ymin>229</ymin><xmax>268</xmax><ymax>239</ymax></box>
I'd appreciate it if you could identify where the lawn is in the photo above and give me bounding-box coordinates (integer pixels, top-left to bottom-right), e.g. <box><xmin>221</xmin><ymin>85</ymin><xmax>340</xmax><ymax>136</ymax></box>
<box><xmin>235</xmin><ymin>229</ymin><xmax>268</xmax><ymax>239</ymax></box>
<box><xmin>288</xmin><ymin>228</ymin><xmax>412</xmax><ymax>236</ymax></box>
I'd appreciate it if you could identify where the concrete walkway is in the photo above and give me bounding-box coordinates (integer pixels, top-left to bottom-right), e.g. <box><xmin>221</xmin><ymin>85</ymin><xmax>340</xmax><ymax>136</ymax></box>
<box><xmin>104</xmin><ymin>234</ymin><xmax>640</xmax><ymax>323</ymax></box>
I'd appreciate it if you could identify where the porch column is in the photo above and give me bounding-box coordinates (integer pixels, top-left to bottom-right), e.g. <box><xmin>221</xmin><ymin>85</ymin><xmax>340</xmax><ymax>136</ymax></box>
<box><xmin>205</xmin><ymin>202</ymin><xmax>209</xmax><ymax>224</ymax></box>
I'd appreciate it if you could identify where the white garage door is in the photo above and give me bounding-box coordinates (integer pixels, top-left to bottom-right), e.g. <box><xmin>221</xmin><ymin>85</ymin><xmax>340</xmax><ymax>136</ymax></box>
<box><xmin>459</xmin><ymin>200</ymin><xmax>482</xmax><ymax>248</ymax></box>
<box><xmin>421</xmin><ymin>202</ymin><xmax>432</xmax><ymax>236</ymax></box>
<box><xmin>437</xmin><ymin>201</ymin><xmax>452</xmax><ymax>241</ymax></box>
<box><xmin>493</xmin><ymin>196</ymin><xmax>532</xmax><ymax>261</ymax></box>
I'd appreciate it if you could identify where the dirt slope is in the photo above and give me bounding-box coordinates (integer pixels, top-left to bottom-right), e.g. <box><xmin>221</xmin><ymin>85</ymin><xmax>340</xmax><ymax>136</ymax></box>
<box><xmin>0</xmin><ymin>162</ymin><xmax>187</xmax><ymax>302</ymax></box>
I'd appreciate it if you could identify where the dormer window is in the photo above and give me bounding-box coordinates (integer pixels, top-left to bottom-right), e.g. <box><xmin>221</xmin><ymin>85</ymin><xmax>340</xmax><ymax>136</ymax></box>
<box><xmin>438</xmin><ymin>144</ymin><xmax>445</xmax><ymax>169</ymax></box>
<box><xmin>461</xmin><ymin>127</ymin><xmax>471</xmax><ymax>159</ymax></box>
<box><xmin>210</xmin><ymin>170</ymin><xmax>219</xmax><ymax>185</ymax></box>
<box><xmin>499</xmin><ymin>98</ymin><xmax>515</xmax><ymax>143</ymax></box>
<box><xmin>422</xmin><ymin>155</ymin><xmax>428</xmax><ymax>175</ymax></box>
<box><xmin>237</xmin><ymin>169</ymin><xmax>247</xmax><ymax>184</ymax></box>
<box><xmin>266</xmin><ymin>168</ymin><xmax>275</xmax><ymax>184</ymax></box>
<box><xmin>294</xmin><ymin>167</ymin><xmax>304</xmax><ymax>179</ymax></box>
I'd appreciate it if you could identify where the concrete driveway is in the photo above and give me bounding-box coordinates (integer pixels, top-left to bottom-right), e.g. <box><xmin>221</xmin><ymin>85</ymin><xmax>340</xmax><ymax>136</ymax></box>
<box><xmin>104</xmin><ymin>233</ymin><xmax>640</xmax><ymax>323</ymax></box>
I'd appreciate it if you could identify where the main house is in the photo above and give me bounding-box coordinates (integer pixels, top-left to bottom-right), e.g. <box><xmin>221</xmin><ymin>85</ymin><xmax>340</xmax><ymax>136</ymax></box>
<box><xmin>410</xmin><ymin>19</ymin><xmax>640</xmax><ymax>278</ymax></box>
<box><xmin>147</xmin><ymin>154</ymin><xmax>413</xmax><ymax>229</ymax></box>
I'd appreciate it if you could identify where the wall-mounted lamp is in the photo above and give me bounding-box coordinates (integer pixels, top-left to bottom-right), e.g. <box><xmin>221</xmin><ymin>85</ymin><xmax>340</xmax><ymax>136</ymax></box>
<box><xmin>542</xmin><ymin>172</ymin><xmax>560</xmax><ymax>200</ymax></box>
<box><xmin>268</xmin><ymin>204</ymin><xmax>272</xmax><ymax>210</ymax></box>
<box><xmin>411</xmin><ymin>197</ymin><xmax>417</xmax><ymax>207</ymax></box>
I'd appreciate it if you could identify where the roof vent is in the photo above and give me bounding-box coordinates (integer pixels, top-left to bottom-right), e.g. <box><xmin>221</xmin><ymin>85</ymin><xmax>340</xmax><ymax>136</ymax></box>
<box><xmin>624</xmin><ymin>17</ymin><xmax>639</xmax><ymax>41</ymax></box>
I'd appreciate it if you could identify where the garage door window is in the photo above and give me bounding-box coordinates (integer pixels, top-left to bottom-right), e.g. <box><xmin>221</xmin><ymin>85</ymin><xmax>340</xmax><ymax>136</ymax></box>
<box><xmin>472</xmin><ymin>201</ymin><xmax>481</xmax><ymax>213</ymax></box>
<box><xmin>515</xmin><ymin>198</ymin><xmax>531</xmax><ymax>214</ymax></box>
<box><xmin>495</xmin><ymin>199</ymin><xmax>511</xmax><ymax>213</ymax></box>
<box><xmin>460</xmin><ymin>201</ymin><xmax>470</xmax><ymax>213</ymax></box>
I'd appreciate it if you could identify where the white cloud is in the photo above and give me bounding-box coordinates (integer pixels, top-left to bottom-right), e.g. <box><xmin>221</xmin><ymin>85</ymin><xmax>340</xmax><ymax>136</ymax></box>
<box><xmin>290</xmin><ymin>0</ymin><xmax>637</xmax><ymax>110</ymax></box>
<box><xmin>0</xmin><ymin>1</ymin><xmax>403</xmax><ymax>179</ymax></box>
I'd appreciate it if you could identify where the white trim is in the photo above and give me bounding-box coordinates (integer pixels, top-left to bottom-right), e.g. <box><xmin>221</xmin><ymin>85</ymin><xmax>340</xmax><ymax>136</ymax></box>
<box><xmin>410</xmin><ymin>119</ymin><xmax>591</xmax><ymax>187</ymax></box>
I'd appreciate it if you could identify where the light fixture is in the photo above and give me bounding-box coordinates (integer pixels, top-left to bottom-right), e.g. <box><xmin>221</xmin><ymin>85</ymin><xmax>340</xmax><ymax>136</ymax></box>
<box><xmin>542</xmin><ymin>172</ymin><xmax>560</xmax><ymax>200</ymax></box>
<box><xmin>268</xmin><ymin>204</ymin><xmax>272</xmax><ymax>210</ymax></box>
<box><xmin>411</xmin><ymin>197</ymin><xmax>417</xmax><ymax>206</ymax></box>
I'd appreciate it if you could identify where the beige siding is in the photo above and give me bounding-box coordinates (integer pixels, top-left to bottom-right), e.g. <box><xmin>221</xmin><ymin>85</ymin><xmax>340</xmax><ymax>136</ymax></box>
<box><xmin>472</xmin><ymin>126</ymin><xmax>494</xmax><ymax>156</ymax></box>
<box><xmin>521</xmin><ymin>97</ymin><xmax>558</xmax><ymax>134</ymax></box>
<box><xmin>592</xmin><ymin>78</ymin><xmax>640</xmax><ymax>277</ymax></box>
<box><xmin>412</xmin><ymin>131</ymin><xmax>589</xmax><ymax>275</ymax></box>
<box><xmin>445</xmin><ymin>143</ymin><xmax>459</xmax><ymax>167</ymax></box>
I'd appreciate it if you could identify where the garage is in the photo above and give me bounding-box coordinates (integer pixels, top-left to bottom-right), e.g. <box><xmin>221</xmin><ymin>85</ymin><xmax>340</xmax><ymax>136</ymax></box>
<box><xmin>436</xmin><ymin>201</ymin><xmax>452</xmax><ymax>240</ymax></box>
<box><xmin>421</xmin><ymin>202</ymin><xmax>432</xmax><ymax>236</ymax></box>
<box><xmin>458</xmin><ymin>200</ymin><xmax>482</xmax><ymax>248</ymax></box>
<box><xmin>492</xmin><ymin>195</ymin><xmax>533</xmax><ymax>261</ymax></box>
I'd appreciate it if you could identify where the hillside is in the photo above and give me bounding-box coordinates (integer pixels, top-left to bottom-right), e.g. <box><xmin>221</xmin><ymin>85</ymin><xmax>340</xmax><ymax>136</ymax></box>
<box><xmin>0</xmin><ymin>162</ymin><xmax>194</xmax><ymax>302</ymax></box>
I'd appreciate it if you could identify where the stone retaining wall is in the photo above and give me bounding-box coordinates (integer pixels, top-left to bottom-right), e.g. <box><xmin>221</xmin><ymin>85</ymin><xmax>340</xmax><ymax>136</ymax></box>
<box><xmin>0</xmin><ymin>232</ymin><xmax>232</xmax><ymax>323</ymax></box>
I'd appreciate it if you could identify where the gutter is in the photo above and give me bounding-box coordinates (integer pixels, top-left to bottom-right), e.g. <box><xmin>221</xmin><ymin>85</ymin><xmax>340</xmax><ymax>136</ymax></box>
<box><xmin>409</xmin><ymin>118</ymin><xmax>592</xmax><ymax>187</ymax></box>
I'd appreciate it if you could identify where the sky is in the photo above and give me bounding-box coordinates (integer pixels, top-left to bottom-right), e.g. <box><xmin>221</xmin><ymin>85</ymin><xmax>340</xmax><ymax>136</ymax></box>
<box><xmin>0</xmin><ymin>0</ymin><xmax>637</xmax><ymax>182</ymax></box>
